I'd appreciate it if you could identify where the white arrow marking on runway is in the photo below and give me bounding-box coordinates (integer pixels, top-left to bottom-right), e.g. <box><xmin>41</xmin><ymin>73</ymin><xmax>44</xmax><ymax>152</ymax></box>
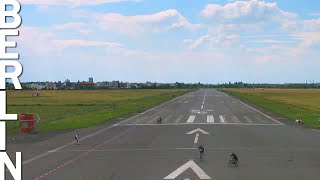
<box><xmin>194</xmin><ymin>133</ymin><xmax>199</xmax><ymax>143</ymax></box>
<box><xmin>186</xmin><ymin>128</ymin><xmax>209</xmax><ymax>135</ymax></box>
<box><xmin>164</xmin><ymin>160</ymin><xmax>211</xmax><ymax>179</ymax></box>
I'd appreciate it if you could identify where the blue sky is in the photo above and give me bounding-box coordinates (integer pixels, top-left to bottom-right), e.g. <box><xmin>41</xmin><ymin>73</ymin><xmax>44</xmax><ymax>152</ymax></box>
<box><xmin>15</xmin><ymin>0</ymin><xmax>320</xmax><ymax>83</ymax></box>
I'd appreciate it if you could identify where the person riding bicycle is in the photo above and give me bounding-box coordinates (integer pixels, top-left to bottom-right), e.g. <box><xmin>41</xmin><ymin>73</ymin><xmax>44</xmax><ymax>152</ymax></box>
<box><xmin>75</xmin><ymin>134</ymin><xmax>79</xmax><ymax>144</ymax></box>
<box><xmin>198</xmin><ymin>145</ymin><xmax>205</xmax><ymax>154</ymax></box>
<box><xmin>230</xmin><ymin>152</ymin><xmax>238</xmax><ymax>163</ymax></box>
<box><xmin>157</xmin><ymin>117</ymin><xmax>163</xmax><ymax>123</ymax></box>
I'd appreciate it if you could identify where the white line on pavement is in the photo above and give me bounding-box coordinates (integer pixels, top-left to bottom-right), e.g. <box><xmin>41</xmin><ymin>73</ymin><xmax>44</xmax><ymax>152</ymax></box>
<box><xmin>164</xmin><ymin>160</ymin><xmax>211</xmax><ymax>179</ymax></box>
<box><xmin>175</xmin><ymin>115</ymin><xmax>184</xmax><ymax>123</ymax></box>
<box><xmin>207</xmin><ymin>115</ymin><xmax>214</xmax><ymax>123</ymax></box>
<box><xmin>187</xmin><ymin>115</ymin><xmax>196</xmax><ymax>123</ymax></box>
<box><xmin>219</xmin><ymin>115</ymin><xmax>225</xmax><ymax>123</ymax></box>
<box><xmin>256</xmin><ymin>116</ymin><xmax>266</xmax><ymax>123</ymax></box>
<box><xmin>23</xmin><ymin>91</ymin><xmax>194</xmax><ymax>165</ymax></box>
<box><xmin>244</xmin><ymin>116</ymin><xmax>253</xmax><ymax>123</ymax></box>
<box><xmin>232</xmin><ymin>115</ymin><xmax>240</xmax><ymax>123</ymax></box>
<box><xmin>119</xmin><ymin>92</ymin><xmax>192</xmax><ymax>125</ymax></box>
<box><xmin>24</xmin><ymin>124</ymin><xmax>117</xmax><ymax>165</ymax></box>
<box><xmin>201</xmin><ymin>105</ymin><xmax>204</xmax><ymax>110</ymax></box>
<box><xmin>194</xmin><ymin>133</ymin><xmax>199</xmax><ymax>144</ymax></box>
<box><xmin>229</xmin><ymin>95</ymin><xmax>284</xmax><ymax>125</ymax></box>
<box><xmin>51</xmin><ymin>147</ymin><xmax>320</xmax><ymax>153</ymax></box>
<box><xmin>120</xmin><ymin>123</ymin><xmax>284</xmax><ymax>126</ymax></box>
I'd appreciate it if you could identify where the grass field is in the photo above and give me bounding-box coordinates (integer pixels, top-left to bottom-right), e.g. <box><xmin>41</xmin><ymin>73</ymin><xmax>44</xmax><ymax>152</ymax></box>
<box><xmin>6</xmin><ymin>89</ymin><xmax>191</xmax><ymax>133</ymax></box>
<box><xmin>223</xmin><ymin>89</ymin><xmax>320</xmax><ymax>128</ymax></box>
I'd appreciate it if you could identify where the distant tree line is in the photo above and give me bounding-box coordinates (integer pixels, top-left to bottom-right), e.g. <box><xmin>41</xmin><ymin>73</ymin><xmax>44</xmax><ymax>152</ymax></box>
<box><xmin>5</xmin><ymin>81</ymin><xmax>320</xmax><ymax>90</ymax></box>
<box><xmin>210</xmin><ymin>82</ymin><xmax>320</xmax><ymax>89</ymax></box>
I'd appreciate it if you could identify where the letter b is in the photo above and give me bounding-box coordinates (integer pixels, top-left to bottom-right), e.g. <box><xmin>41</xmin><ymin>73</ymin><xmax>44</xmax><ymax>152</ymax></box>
<box><xmin>0</xmin><ymin>0</ymin><xmax>22</xmax><ymax>29</ymax></box>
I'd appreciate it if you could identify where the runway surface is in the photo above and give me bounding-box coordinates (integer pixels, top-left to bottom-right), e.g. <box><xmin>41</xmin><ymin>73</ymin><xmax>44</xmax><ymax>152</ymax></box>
<box><xmin>8</xmin><ymin>89</ymin><xmax>320</xmax><ymax>180</ymax></box>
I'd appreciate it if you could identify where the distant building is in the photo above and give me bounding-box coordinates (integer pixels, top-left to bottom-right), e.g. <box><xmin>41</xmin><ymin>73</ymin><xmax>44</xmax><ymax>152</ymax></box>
<box><xmin>45</xmin><ymin>82</ymin><xmax>57</xmax><ymax>90</ymax></box>
<box><xmin>89</xmin><ymin>77</ymin><xmax>94</xmax><ymax>83</ymax></box>
<box><xmin>27</xmin><ymin>83</ymin><xmax>46</xmax><ymax>90</ymax></box>
<box><xmin>74</xmin><ymin>81</ymin><xmax>95</xmax><ymax>89</ymax></box>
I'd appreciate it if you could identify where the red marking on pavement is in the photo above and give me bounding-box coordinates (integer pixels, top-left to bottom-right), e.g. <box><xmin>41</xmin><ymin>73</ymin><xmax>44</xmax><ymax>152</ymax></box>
<box><xmin>34</xmin><ymin>127</ymin><xmax>135</xmax><ymax>180</ymax></box>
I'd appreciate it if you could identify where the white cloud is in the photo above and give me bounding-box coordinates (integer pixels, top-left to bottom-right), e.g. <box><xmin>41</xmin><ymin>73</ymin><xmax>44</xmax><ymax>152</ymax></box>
<box><xmin>304</xmin><ymin>18</ymin><xmax>320</xmax><ymax>31</ymax></box>
<box><xmin>20</xmin><ymin>0</ymin><xmax>141</xmax><ymax>6</ymax></box>
<box><xmin>189</xmin><ymin>31</ymin><xmax>239</xmax><ymax>50</ymax></box>
<box><xmin>95</xmin><ymin>9</ymin><xmax>201</xmax><ymax>35</ymax></box>
<box><xmin>51</xmin><ymin>39</ymin><xmax>124</xmax><ymax>49</ymax></box>
<box><xmin>209</xmin><ymin>23</ymin><xmax>262</xmax><ymax>33</ymax></box>
<box><xmin>248</xmin><ymin>39</ymin><xmax>294</xmax><ymax>44</ymax></box>
<box><xmin>183</xmin><ymin>39</ymin><xmax>193</xmax><ymax>43</ymax></box>
<box><xmin>189</xmin><ymin>35</ymin><xmax>210</xmax><ymax>50</ymax></box>
<box><xmin>310</xmin><ymin>13</ymin><xmax>320</xmax><ymax>17</ymax></box>
<box><xmin>202</xmin><ymin>0</ymin><xmax>296</xmax><ymax>27</ymax></box>
<box><xmin>18</xmin><ymin>26</ymin><xmax>145</xmax><ymax>57</ymax></box>
<box><xmin>293</xmin><ymin>32</ymin><xmax>320</xmax><ymax>47</ymax></box>
<box><xmin>54</xmin><ymin>22</ymin><xmax>85</xmax><ymax>30</ymax></box>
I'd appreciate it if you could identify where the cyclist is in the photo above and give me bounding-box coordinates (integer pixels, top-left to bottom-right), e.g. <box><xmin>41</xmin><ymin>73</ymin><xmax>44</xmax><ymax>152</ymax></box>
<box><xmin>75</xmin><ymin>134</ymin><xmax>79</xmax><ymax>144</ymax></box>
<box><xmin>230</xmin><ymin>152</ymin><xmax>239</xmax><ymax>164</ymax></box>
<box><xmin>198</xmin><ymin>145</ymin><xmax>205</xmax><ymax>159</ymax></box>
<box><xmin>157</xmin><ymin>117</ymin><xmax>163</xmax><ymax>124</ymax></box>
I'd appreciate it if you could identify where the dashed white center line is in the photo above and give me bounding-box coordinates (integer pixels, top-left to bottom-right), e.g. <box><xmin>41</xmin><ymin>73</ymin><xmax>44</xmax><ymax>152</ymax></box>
<box><xmin>200</xmin><ymin>90</ymin><xmax>207</xmax><ymax>110</ymax></box>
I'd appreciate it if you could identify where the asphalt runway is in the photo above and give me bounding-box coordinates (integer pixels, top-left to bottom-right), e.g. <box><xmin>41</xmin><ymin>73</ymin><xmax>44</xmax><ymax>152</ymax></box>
<box><xmin>8</xmin><ymin>89</ymin><xmax>320</xmax><ymax>180</ymax></box>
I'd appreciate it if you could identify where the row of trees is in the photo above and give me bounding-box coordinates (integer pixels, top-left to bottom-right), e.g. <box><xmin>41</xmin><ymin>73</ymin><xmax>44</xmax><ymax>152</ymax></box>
<box><xmin>5</xmin><ymin>82</ymin><xmax>320</xmax><ymax>90</ymax></box>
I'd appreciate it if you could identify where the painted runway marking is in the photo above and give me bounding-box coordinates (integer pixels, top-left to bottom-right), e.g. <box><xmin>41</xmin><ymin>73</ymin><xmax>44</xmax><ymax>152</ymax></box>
<box><xmin>186</xmin><ymin>128</ymin><xmax>209</xmax><ymax>135</ymax></box>
<box><xmin>194</xmin><ymin>133</ymin><xmax>199</xmax><ymax>143</ymax></box>
<box><xmin>23</xmin><ymin>123</ymin><xmax>122</xmax><ymax>165</ymax></box>
<box><xmin>228</xmin><ymin>94</ymin><xmax>284</xmax><ymax>125</ymax></box>
<box><xmin>164</xmin><ymin>160</ymin><xmax>211</xmax><ymax>179</ymax></box>
<box><xmin>219</xmin><ymin>115</ymin><xmax>225</xmax><ymax>123</ymax></box>
<box><xmin>175</xmin><ymin>115</ymin><xmax>184</xmax><ymax>123</ymax></box>
<box><xmin>187</xmin><ymin>115</ymin><xmax>196</xmax><ymax>123</ymax></box>
<box><xmin>120</xmin><ymin>123</ymin><xmax>283</xmax><ymax>126</ymax></box>
<box><xmin>207</xmin><ymin>115</ymin><xmax>214</xmax><ymax>123</ymax></box>
<box><xmin>244</xmin><ymin>116</ymin><xmax>253</xmax><ymax>123</ymax></box>
<box><xmin>52</xmin><ymin>147</ymin><xmax>320</xmax><ymax>153</ymax></box>
<box><xmin>119</xmin><ymin>91</ymin><xmax>192</xmax><ymax>125</ymax></box>
<box><xmin>232</xmin><ymin>115</ymin><xmax>240</xmax><ymax>123</ymax></box>
<box><xmin>35</xmin><ymin>127</ymin><xmax>136</xmax><ymax>180</ymax></box>
<box><xmin>256</xmin><ymin>116</ymin><xmax>266</xmax><ymax>123</ymax></box>
<box><xmin>191</xmin><ymin>110</ymin><xmax>200</xmax><ymax>114</ymax></box>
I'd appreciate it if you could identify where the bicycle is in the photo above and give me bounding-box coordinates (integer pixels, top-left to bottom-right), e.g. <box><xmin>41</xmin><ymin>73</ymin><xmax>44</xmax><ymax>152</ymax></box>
<box><xmin>157</xmin><ymin>117</ymin><xmax>163</xmax><ymax>124</ymax></box>
<box><xmin>227</xmin><ymin>158</ymin><xmax>239</xmax><ymax>167</ymax></box>
<box><xmin>200</xmin><ymin>151</ymin><xmax>204</xmax><ymax>160</ymax></box>
<box><xmin>198</xmin><ymin>145</ymin><xmax>205</xmax><ymax>160</ymax></box>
